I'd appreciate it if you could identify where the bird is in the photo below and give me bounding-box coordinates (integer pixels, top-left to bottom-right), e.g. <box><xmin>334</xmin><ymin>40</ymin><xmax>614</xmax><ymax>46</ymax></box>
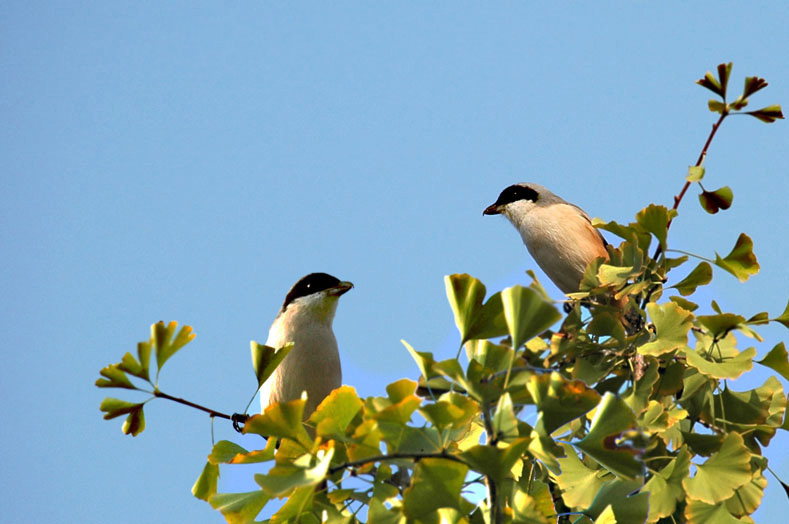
<box><xmin>259</xmin><ymin>272</ymin><xmax>353</xmax><ymax>417</ymax></box>
<box><xmin>483</xmin><ymin>183</ymin><xmax>609</xmax><ymax>295</ymax></box>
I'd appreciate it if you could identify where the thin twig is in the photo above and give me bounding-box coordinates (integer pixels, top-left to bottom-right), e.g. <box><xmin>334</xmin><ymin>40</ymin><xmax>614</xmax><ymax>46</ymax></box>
<box><xmin>327</xmin><ymin>451</ymin><xmax>467</xmax><ymax>475</ymax></box>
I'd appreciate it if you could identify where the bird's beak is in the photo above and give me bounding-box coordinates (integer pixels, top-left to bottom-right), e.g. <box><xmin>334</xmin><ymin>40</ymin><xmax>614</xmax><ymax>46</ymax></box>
<box><xmin>329</xmin><ymin>281</ymin><xmax>354</xmax><ymax>296</ymax></box>
<box><xmin>483</xmin><ymin>203</ymin><xmax>502</xmax><ymax>216</ymax></box>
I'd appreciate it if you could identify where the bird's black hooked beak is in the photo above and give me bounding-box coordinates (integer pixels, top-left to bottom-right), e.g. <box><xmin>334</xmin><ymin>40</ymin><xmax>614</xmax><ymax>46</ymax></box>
<box><xmin>483</xmin><ymin>203</ymin><xmax>502</xmax><ymax>216</ymax></box>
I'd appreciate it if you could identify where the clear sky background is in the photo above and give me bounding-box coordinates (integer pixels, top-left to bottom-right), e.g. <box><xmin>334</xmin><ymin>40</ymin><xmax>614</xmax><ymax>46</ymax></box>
<box><xmin>2</xmin><ymin>2</ymin><xmax>788</xmax><ymax>522</ymax></box>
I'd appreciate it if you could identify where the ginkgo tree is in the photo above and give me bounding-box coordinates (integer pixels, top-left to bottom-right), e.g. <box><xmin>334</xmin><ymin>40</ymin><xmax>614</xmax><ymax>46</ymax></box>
<box><xmin>96</xmin><ymin>63</ymin><xmax>788</xmax><ymax>524</ymax></box>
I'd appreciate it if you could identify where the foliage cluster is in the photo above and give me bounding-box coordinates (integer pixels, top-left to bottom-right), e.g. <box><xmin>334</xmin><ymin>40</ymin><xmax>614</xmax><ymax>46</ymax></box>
<box><xmin>97</xmin><ymin>64</ymin><xmax>787</xmax><ymax>523</ymax></box>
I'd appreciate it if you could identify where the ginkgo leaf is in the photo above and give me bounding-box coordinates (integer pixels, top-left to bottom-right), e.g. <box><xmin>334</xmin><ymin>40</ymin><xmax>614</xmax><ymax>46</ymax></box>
<box><xmin>309</xmin><ymin>385</ymin><xmax>363</xmax><ymax>438</ymax></box>
<box><xmin>501</xmin><ymin>285</ymin><xmax>562</xmax><ymax>349</ymax></box>
<box><xmin>714</xmin><ymin>234</ymin><xmax>759</xmax><ymax>282</ymax></box>
<box><xmin>757</xmin><ymin>342</ymin><xmax>789</xmax><ymax>381</ymax></box>
<box><xmin>683</xmin><ymin>432</ymin><xmax>752</xmax><ymax>504</ymax></box>
<box><xmin>192</xmin><ymin>462</ymin><xmax>219</xmax><ymax>501</ymax></box>
<box><xmin>402</xmin><ymin>458</ymin><xmax>468</xmax><ymax>519</ymax></box>
<box><xmin>639</xmin><ymin>302</ymin><xmax>694</xmax><ymax>356</ymax></box>
<box><xmin>209</xmin><ymin>491</ymin><xmax>269</xmax><ymax>524</ymax></box>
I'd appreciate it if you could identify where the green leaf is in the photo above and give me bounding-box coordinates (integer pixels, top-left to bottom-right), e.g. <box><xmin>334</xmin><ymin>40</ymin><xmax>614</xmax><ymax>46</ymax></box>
<box><xmin>683</xmin><ymin>432</ymin><xmax>752</xmax><ymax>504</ymax></box>
<box><xmin>575</xmin><ymin>393</ymin><xmax>643</xmax><ymax>480</ymax></box>
<box><xmin>95</xmin><ymin>364</ymin><xmax>136</xmax><ymax>390</ymax></box>
<box><xmin>251</xmin><ymin>341</ymin><xmax>293</xmax><ymax>389</ymax></box>
<box><xmin>746</xmin><ymin>104</ymin><xmax>784</xmax><ymax>123</ymax></box>
<box><xmin>460</xmin><ymin>438</ymin><xmax>530</xmax><ymax>484</ymax></box>
<box><xmin>635</xmin><ymin>204</ymin><xmax>674</xmax><ymax>252</ymax></box>
<box><xmin>153</xmin><ymin>321</ymin><xmax>195</xmax><ymax>374</ymax></box>
<box><xmin>773</xmin><ymin>299</ymin><xmax>789</xmax><ymax>329</ymax></box>
<box><xmin>551</xmin><ymin>443</ymin><xmax>605</xmax><ymax>509</ymax></box>
<box><xmin>717</xmin><ymin>62</ymin><xmax>732</xmax><ymax>97</ymax></box>
<box><xmin>697</xmin><ymin>70</ymin><xmax>723</xmax><ymax>97</ymax></box>
<box><xmin>639</xmin><ymin>302</ymin><xmax>694</xmax><ymax>356</ymax></box>
<box><xmin>670</xmin><ymin>262</ymin><xmax>713</xmax><ymax>296</ymax></box>
<box><xmin>698</xmin><ymin>186</ymin><xmax>733</xmax><ymax>214</ymax></box>
<box><xmin>309</xmin><ymin>385</ymin><xmax>363</xmax><ymax>439</ymax></box>
<box><xmin>137</xmin><ymin>341</ymin><xmax>152</xmax><ymax>379</ymax></box>
<box><xmin>670</xmin><ymin>296</ymin><xmax>699</xmax><ymax>312</ymax></box>
<box><xmin>402</xmin><ymin>458</ymin><xmax>468</xmax><ymax>519</ymax></box>
<box><xmin>419</xmin><ymin>392</ymin><xmax>478</xmax><ymax>432</ymax></box>
<box><xmin>368</xmin><ymin>498</ymin><xmax>405</xmax><ymax>524</ymax></box>
<box><xmin>209</xmin><ymin>491</ymin><xmax>269</xmax><ymax>524</ymax></box>
<box><xmin>697</xmin><ymin>312</ymin><xmax>746</xmax><ymax>338</ymax></box>
<box><xmin>742</xmin><ymin>76</ymin><xmax>768</xmax><ymax>99</ymax></box>
<box><xmin>714</xmin><ymin>233</ymin><xmax>759</xmax><ymax>282</ymax></box>
<box><xmin>512</xmin><ymin>484</ymin><xmax>552</xmax><ymax>524</ymax></box>
<box><xmin>272</xmin><ymin>485</ymin><xmax>315</xmax><ymax>523</ymax></box>
<box><xmin>207</xmin><ymin>439</ymin><xmax>277</xmax><ymax>465</ymax></box>
<box><xmin>444</xmin><ymin>274</ymin><xmax>507</xmax><ymax>344</ymax></box>
<box><xmin>683</xmin><ymin>346</ymin><xmax>756</xmax><ymax>380</ymax></box>
<box><xmin>243</xmin><ymin>397</ymin><xmax>312</xmax><ymax>449</ymax></box>
<box><xmin>758</xmin><ymin>342</ymin><xmax>789</xmax><ymax>381</ymax></box>
<box><xmin>686</xmin><ymin>165</ymin><xmax>705</xmax><ymax>182</ymax></box>
<box><xmin>100</xmin><ymin>398</ymin><xmax>143</xmax><ymax>420</ymax></box>
<box><xmin>118</xmin><ymin>352</ymin><xmax>147</xmax><ymax>381</ymax></box>
<box><xmin>586</xmin><ymin>478</ymin><xmax>649</xmax><ymax>524</ymax></box>
<box><xmin>254</xmin><ymin>443</ymin><xmax>335</xmax><ymax>496</ymax></box>
<box><xmin>492</xmin><ymin>393</ymin><xmax>519</xmax><ymax>440</ymax></box>
<box><xmin>122</xmin><ymin>406</ymin><xmax>145</xmax><ymax>436</ymax></box>
<box><xmin>623</xmin><ymin>358</ymin><xmax>659</xmax><ymax>414</ymax></box>
<box><xmin>685</xmin><ymin>499</ymin><xmax>748</xmax><ymax>524</ymax></box>
<box><xmin>192</xmin><ymin>461</ymin><xmax>219</xmax><ymax>501</ymax></box>
<box><xmin>641</xmin><ymin>447</ymin><xmax>691</xmax><ymax>521</ymax></box>
<box><xmin>725</xmin><ymin>467</ymin><xmax>767</xmax><ymax>517</ymax></box>
<box><xmin>501</xmin><ymin>285</ymin><xmax>562</xmax><ymax>349</ymax></box>
<box><xmin>527</xmin><ymin>372</ymin><xmax>601</xmax><ymax>436</ymax></box>
<box><xmin>708</xmin><ymin>99</ymin><xmax>727</xmax><ymax>114</ymax></box>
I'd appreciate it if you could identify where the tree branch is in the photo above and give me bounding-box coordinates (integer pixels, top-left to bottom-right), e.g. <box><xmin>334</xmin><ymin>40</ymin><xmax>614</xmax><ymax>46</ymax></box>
<box><xmin>153</xmin><ymin>389</ymin><xmax>248</xmax><ymax>431</ymax></box>
<box><xmin>327</xmin><ymin>451</ymin><xmax>467</xmax><ymax>475</ymax></box>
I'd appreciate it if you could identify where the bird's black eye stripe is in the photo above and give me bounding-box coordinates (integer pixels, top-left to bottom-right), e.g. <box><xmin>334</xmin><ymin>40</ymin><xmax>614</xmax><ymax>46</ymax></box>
<box><xmin>281</xmin><ymin>272</ymin><xmax>341</xmax><ymax>311</ymax></box>
<box><xmin>495</xmin><ymin>185</ymin><xmax>539</xmax><ymax>206</ymax></box>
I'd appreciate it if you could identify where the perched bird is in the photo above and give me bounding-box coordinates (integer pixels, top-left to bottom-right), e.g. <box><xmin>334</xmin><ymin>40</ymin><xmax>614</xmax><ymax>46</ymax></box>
<box><xmin>483</xmin><ymin>183</ymin><xmax>608</xmax><ymax>295</ymax></box>
<box><xmin>259</xmin><ymin>272</ymin><xmax>353</xmax><ymax>417</ymax></box>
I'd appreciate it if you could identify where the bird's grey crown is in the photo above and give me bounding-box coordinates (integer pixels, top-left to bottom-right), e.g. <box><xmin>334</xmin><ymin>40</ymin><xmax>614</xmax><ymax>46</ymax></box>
<box><xmin>493</xmin><ymin>183</ymin><xmax>566</xmax><ymax>208</ymax></box>
<box><xmin>281</xmin><ymin>272</ymin><xmax>341</xmax><ymax>312</ymax></box>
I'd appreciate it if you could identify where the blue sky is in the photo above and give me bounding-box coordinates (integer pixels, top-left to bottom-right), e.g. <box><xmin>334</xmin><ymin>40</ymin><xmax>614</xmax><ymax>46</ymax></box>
<box><xmin>2</xmin><ymin>2</ymin><xmax>788</xmax><ymax>522</ymax></box>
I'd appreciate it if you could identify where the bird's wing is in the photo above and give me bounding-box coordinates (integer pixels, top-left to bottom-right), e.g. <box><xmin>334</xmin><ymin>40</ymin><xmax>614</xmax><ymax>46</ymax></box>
<box><xmin>571</xmin><ymin>203</ymin><xmax>608</xmax><ymax>248</ymax></box>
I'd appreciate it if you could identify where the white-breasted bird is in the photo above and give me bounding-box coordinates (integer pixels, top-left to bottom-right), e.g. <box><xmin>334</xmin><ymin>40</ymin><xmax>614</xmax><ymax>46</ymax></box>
<box><xmin>483</xmin><ymin>183</ymin><xmax>608</xmax><ymax>295</ymax></box>
<box><xmin>259</xmin><ymin>272</ymin><xmax>353</xmax><ymax>417</ymax></box>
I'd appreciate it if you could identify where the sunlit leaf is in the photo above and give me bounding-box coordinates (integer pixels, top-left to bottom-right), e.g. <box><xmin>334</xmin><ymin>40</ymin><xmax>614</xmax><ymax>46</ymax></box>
<box><xmin>122</xmin><ymin>406</ymin><xmax>145</xmax><ymax>436</ymax></box>
<box><xmin>100</xmin><ymin>397</ymin><xmax>143</xmax><ymax>420</ymax></box>
<box><xmin>254</xmin><ymin>443</ymin><xmax>334</xmax><ymax>496</ymax></box>
<box><xmin>773</xmin><ymin>299</ymin><xmax>789</xmax><ymax>329</ymax></box>
<box><xmin>697</xmin><ymin>70</ymin><xmax>723</xmax><ymax>97</ymax></box>
<box><xmin>670</xmin><ymin>296</ymin><xmax>699</xmax><ymax>312</ymax></box>
<box><xmin>636</xmin><ymin>204</ymin><xmax>674</xmax><ymax>252</ymax></box>
<box><xmin>403</xmin><ymin>340</ymin><xmax>439</xmax><ymax>381</ymax></box>
<box><xmin>671</xmin><ymin>262</ymin><xmax>712</xmax><ymax>296</ymax></box>
<box><xmin>714</xmin><ymin>233</ymin><xmax>759</xmax><ymax>282</ymax></box>
<box><xmin>757</xmin><ymin>342</ymin><xmax>789</xmax><ymax>381</ymax></box>
<box><xmin>551</xmin><ymin>443</ymin><xmax>605</xmax><ymax>509</ymax></box>
<box><xmin>527</xmin><ymin>372</ymin><xmax>601</xmax><ymax>436</ymax></box>
<box><xmin>492</xmin><ymin>393</ymin><xmax>519</xmax><ymax>440</ymax></box>
<box><xmin>746</xmin><ymin>104</ymin><xmax>784</xmax><ymax>123</ymax></box>
<box><xmin>685</xmin><ymin>499</ymin><xmax>748</xmax><ymax>524</ymax></box>
<box><xmin>512</xmin><ymin>485</ymin><xmax>551</xmax><ymax>524</ymax></box>
<box><xmin>272</xmin><ymin>485</ymin><xmax>314</xmax><ymax>523</ymax></box>
<box><xmin>243</xmin><ymin>397</ymin><xmax>312</xmax><ymax>449</ymax></box>
<box><xmin>683</xmin><ymin>432</ymin><xmax>752</xmax><ymax>504</ymax></box>
<box><xmin>594</xmin><ymin>505</ymin><xmax>616</xmax><ymax>524</ymax></box>
<box><xmin>137</xmin><ymin>341</ymin><xmax>152</xmax><ymax>380</ymax></box>
<box><xmin>118</xmin><ymin>352</ymin><xmax>148</xmax><ymax>381</ymax></box>
<box><xmin>501</xmin><ymin>285</ymin><xmax>562</xmax><ymax>349</ymax></box>
<box><xmin>419</xmin><ymin>392</ymin><xmax>478</xmax><ymax>432</ymax></box>
<box><xmin>639</xmin><ymin>302</ymin><xmax>694</xmax><ymax>356</ymax></box>
<box><xmin>444</xmin><ymin>274</ymin><xmax>507</xmax><ymax>344</ymax></box>
<box><xmin>192</xmin><ymin>461</ymin><xmax>219</xmax><ymax>501</ymax></box>
<box><xmin>641</xmin><ymin>447</ymin><xmax>690</xmax><ymax>521</ymax></box>
<box><xmin>708</xmin><ymin>99</ymin><xmax>727</xmax><ymax>114</ymax></box>
<box><xmin>460</xmin><ymin>438</ymin><xmax>530</xmax><ymax>484</ymax></box>
<box><xmin>683</xmin><ymin>346</ymin><xmax>756</xmax><ymax>380</ymax></box>
<box><xmin>586</xmin><ymin>478</ymin><xmax>649</xmax><ymax>524</ymax></box>
<box><xmin>699</xmin><ymin>186</ymin><xmax>733</xmax><ymax>214</ymax></box>
<box><xmin>623</xmin><ymin>358</ymin><xmax>659</xmax><ymax>414</ymax></box>
<box><xmin>686</xmin><ymin>165</ymin><xmax>705</xmax><ymax>182</ymax></box>
<box><xmin>368</xmin><ymin>497</ymin><xmax>405</xmax><ymax>524</ymax></box>
<box><xmin>208</xmin><ymin>439</ymin><xmax>277</xmax><ymax>465</ymax></box>
<box><xmin>742</xmin><ymin>76</ymin><xmax>768</xmax><ymax>98</ymax></box>
<box><xmin>402</xmin><ymin>458</ymin><xmax>468</xmax><ymax>519</ymax></box>
<box><xmin>725</xmin><ymin>466</ymin><xmax>767</xmax><ymax>517</ymax></box>
<box><xmin>153</xmin><ymin>321</ymin><xmax>195</xmax><ymax>374</ymax></box>
<box><xmin>251</xmin><ymin>341</ymin><xmax>293</xmax><ymax>389</ymax></box>
<box><xmin>95</xmin><ymin>363</ymin><xmax>136</xmax><ymax>390</ymax></box>
<box><xmin>575</xmin><ymin>393</ymin><xmax>643</xmax><ymax>480</ymax></box>
<box><xmin>309</xmin><ymin>385</ymin><xmax>363</xmax><ymax>439</ymax></box>
<box><xmin>209</xmin><ymin>491</ymin><xmax>269</xmax><ymax>524</ymax></box>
